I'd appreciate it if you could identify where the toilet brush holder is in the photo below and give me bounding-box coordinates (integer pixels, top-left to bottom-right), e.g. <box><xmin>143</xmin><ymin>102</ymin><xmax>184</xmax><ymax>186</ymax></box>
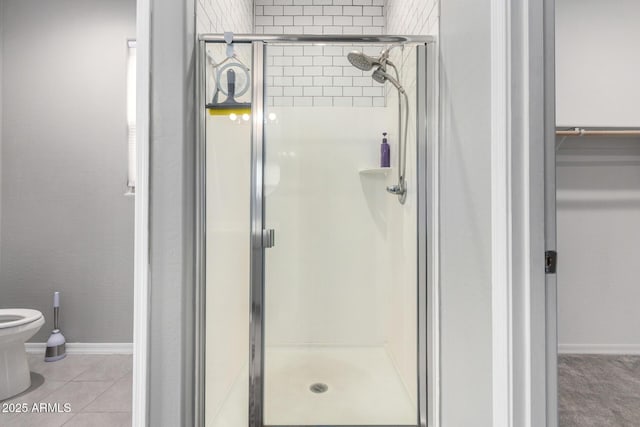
<box><xmin>45</xmin><ymin>292</ymin><xmax>66</xmax><ymax>362</ymax></box>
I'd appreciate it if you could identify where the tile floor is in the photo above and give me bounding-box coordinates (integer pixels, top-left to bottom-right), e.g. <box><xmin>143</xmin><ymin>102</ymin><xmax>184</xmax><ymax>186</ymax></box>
<box><xmin>559</xmin><ymin>354</ymin><xmax>640</xmax><ymax>427</ymax></box>
<box><xmin>10</xmin><ymin>351</ymin><xmax>634</xmax><ymax>427</ymax></box>
<box><xmin>0</xmin><ymin>354</ymin><xmax>132</xmax><ymax>427</ymax></box>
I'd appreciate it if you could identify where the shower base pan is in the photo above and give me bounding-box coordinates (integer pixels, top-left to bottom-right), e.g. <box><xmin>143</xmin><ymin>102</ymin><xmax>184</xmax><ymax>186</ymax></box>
<box><xmin>210</xmin><ymin>346</ymin><xmax>417</xmax><ymax>427</ymax></box>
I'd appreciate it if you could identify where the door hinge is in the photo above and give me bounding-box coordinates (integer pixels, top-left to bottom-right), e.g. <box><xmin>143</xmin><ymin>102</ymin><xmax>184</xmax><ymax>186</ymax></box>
<box><xmin>545</xmin><ymin>250</ymin><xmax>557</xmax><ymax>274</ymax></box>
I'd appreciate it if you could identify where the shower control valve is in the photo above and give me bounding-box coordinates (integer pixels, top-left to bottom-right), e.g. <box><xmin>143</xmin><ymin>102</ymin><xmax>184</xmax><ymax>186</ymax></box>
<box><xmin>386</xmin><ymin>179</ymin><xmax>407</xmax><ymax>204</ymax></box>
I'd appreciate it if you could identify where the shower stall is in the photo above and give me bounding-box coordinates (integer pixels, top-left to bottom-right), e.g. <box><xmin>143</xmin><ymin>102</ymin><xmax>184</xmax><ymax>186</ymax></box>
<box><xmin>196</xmin><ymin>34</ymin><xmax>436</xmax><ymax>427</ymax></box>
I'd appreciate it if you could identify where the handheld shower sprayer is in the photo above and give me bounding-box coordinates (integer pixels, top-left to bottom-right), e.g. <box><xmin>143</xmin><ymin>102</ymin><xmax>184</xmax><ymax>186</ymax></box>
<box><xmin>347</xmin><ymin>45</ymin><xmax>409</xmax><ymax>204</ymax></box>
<box><xmin>372</xmin><ymin>68</ymin><xmax>405</xmax><ymax>93</ymax></box>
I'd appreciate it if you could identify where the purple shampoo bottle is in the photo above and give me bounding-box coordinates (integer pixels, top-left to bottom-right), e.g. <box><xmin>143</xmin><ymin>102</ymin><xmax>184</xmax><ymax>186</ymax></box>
<box><xmin>381</xmin><ymin>132</ymin><xmax>390</xmax><ymax>167</ymax></box>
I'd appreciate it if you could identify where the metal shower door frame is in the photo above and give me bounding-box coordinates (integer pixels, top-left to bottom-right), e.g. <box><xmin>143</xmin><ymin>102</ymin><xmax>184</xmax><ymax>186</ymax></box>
<box><xmin>196</xmin><ymin>35</ymin><xmax>435</xmax><ymax>427</ymax></box>
<box><xmin>249</xmin><ymin>40</ymin><xmax>266</xmax><ymax>427</ymax></box>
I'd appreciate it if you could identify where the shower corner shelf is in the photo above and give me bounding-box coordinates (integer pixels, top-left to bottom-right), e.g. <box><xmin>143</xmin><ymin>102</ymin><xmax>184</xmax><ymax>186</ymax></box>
<box><xmin>358</xmin><ymin>167</ymin><xmax>392</xmax><ymax>176</ymax></box>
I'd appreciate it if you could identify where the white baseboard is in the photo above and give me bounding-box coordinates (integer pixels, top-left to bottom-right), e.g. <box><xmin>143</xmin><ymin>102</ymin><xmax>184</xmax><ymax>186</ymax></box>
<box><xmin>559</xmin><ymin>344</ymin><xmax>640</xmax><ymax>355</ymax></box>
<box><xmin>25</xmin><ymin>342</ymin><xmax>133</xmax><ymax>355</ymax></box>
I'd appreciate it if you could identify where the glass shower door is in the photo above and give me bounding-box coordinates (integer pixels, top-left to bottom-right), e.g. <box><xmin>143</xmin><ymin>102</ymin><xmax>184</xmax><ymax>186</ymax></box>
<box><xmin>203</xmin><ymin>41</ymin><xmax>254</xmax><ymax>427</ymax></box>
<box><xmin>202</xmin><ymin>37</ymin><xmax>431</xmax><ymax>427</ymax></box>
<box><xmin>260</xmin><ymin>42</ymin><xmax>422</xmax><ymax>426</ymax></box>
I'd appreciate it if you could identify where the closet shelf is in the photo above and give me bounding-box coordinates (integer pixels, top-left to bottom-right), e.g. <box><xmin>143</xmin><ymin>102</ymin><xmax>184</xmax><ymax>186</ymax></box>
<box><xmin>556</xmin><ymin>127</ymin><xmax>640</xmax><ymax>137</ymax></box>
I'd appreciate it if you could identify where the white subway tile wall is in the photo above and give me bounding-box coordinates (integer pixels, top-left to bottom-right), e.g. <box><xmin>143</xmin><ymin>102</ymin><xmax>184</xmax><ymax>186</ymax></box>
<box><xmin>195</xmin><ymin>0</ymin><xmax>440</xmax><ymax>108</ymax></box>
<box><xmin>265</xmin><ymin>44</ymin><xmax>386</xmax><ymax>107</ymax></box>
<box><xmin>197</xmin><ymin>0</ymin><xmax>253</xmax><ymax>34</ymax></box>
<box><xmin>256</xmin><ymin>0</ymin><xmax>386</xmax><ymax>107</ymax></box>
<box><xmin>385</xmin><ymin>0</ymin><xmax>439</xmax><ymax>97</ymax></box>
<box><xmin>385</xmin><ymin>0</ymin><xmax>438</xmax><ymax>36</ymax></box>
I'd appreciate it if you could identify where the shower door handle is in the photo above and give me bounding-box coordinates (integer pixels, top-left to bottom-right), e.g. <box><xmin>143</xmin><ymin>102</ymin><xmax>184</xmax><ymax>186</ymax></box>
<box><xmin>262</xmin><ymin>229</ymin><xmax>275</xmax><ymax>248</ymax></box>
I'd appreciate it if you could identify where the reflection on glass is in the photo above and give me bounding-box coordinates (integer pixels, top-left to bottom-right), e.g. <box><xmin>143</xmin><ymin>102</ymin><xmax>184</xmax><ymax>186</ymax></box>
<box><xmin>204</xmin><ymin>42</ymin><xmax>252</xmax><ymax>427</ymax></box>
<box><xmin>262</xmin><ymin>43</ymin><xmax>419</xmax><ymax>426</ymax></box>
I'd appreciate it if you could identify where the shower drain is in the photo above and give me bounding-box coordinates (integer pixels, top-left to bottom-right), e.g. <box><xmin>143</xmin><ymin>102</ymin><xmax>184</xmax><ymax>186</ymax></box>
<box><xmin>309</xmin><ymin>383</ymin><xmax>329</xmax><ymax>394</ymax></box>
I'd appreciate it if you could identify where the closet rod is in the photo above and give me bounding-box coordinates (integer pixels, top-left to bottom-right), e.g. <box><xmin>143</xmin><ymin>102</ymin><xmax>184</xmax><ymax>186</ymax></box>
<box><xmin>556</xmin><ymin>127</ymin><xmax>640</xmax><ymax>137</ymax></box>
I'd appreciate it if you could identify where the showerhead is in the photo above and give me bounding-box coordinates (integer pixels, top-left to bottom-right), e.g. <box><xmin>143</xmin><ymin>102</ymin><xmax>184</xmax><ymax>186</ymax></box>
<box><xmin>347</xmin><ymin>51</ymin><xmax>379</xmax><ymax>71</ymax></box>
<box><xmin>347</xmin><ymin>44</ymin><xmax>400</xmax><ymax>71</ymax></box>
<box><xmin>347</xmin><ymin>46</ymin><xmax>405</xmax><ymax>94</ymax></box>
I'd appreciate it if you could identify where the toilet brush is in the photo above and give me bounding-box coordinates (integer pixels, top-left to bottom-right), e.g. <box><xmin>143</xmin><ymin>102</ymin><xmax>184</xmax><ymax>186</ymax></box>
<box><xmin>44</xmin><ymin>292</ymin><xmax>66</xmax><ymax>362</ymax></box>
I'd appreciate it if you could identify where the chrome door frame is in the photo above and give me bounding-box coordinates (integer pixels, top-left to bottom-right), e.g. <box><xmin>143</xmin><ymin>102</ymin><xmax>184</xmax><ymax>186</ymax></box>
<box><xmin>196</xmin><ymin>35</ymin><xmax>436</xmax><ymax>427</ymax></box>
<box><xmin>417</xmin><ymin>43</ymin><xmax>430</xmax><ymax>427</ymax></box>
<box><xmin>195</xmin><ymin>38</ymin><xmax>207</xmax><ymax>427</ymax></box>
<box><xmin>249</xmin><ymin>41</ymin><xmax>266</xmax><ymax>427</ymax></box>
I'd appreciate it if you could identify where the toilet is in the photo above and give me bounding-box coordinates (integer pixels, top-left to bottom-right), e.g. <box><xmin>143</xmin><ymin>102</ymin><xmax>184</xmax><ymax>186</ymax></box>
<box><xmin>0</xmin><ymin>309</ymin><xmax>45</xmax><ymax>401</ymax></box>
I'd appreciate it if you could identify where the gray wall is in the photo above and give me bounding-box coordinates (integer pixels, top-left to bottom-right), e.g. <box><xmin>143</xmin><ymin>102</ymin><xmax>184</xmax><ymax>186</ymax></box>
<box><xmin>556</xmin><ymin>0</ymin><xmax>640</xmax><ymax>127</ymax></box>
<box><xmin>439</xmin><ymin>0</ymin><xmax>493</xmax><ymax>425</ymax></box>
<box><xmin>557</xmin><ymin>142</ymin><xmax>640</xmax><ymax>350</ymax></box>
<box><xmin>0</xmin><ymin>0</ymin><xmax>136</xmax><ymax>342</ymax></box>
<box><xmin>556</xmin><ymin>0</ymin><xmax>640</xmax><ymax>352</ymax></box>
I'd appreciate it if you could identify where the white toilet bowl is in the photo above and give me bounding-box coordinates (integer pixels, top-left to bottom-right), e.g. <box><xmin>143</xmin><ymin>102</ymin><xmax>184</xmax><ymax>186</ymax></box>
<box><xmin>0</xmin><ymin>309</ymin><xmax>45</xmax><ymax>401</ymax></box>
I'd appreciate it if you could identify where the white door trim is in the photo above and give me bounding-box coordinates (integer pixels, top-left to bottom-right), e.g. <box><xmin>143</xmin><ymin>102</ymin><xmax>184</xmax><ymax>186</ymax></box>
<box><xmin>490</xmin><ymin>0</ymin><xmax>550</xmax><ymax>425</ymax></box>
<box><xmin>543</xmin><ymin>0</ymin><xmax>558</xmax><ymax>426</ymax></box>
<box><xmin>490</xmin><ymin>0</ymin><xmax>514</xmax><ymax>425</ymax></box>
<box><xmin>132</xmin><ymin>0</ymin><xmax>150</xmax><ymax>425</ymax></box>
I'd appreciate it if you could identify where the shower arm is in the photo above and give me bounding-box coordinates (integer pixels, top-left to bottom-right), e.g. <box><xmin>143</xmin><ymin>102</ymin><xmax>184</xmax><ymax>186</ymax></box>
<box><xmin>380</xmin><ymin>44</ymin><xmax>404</xmax><ymax>64</ymax></box>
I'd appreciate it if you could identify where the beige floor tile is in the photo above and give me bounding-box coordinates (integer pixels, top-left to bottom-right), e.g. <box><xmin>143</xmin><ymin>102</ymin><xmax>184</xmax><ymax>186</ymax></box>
<box><xmin>3</xmin><ymin>412</ymin><xmax>74</xmax><ymax>427</ymax></box>
<box><xmin>0</xmin><ymin>412</ymin><xmax>17</xmax><ymax>425</ymax></box>
<box><xmin>1</xmin><ymin>373</ymin><xmax>66</xmax><ymax>405</ymax></box>
<box><xmin>45</xmin><ymin>381</ymin><xmax>114</xmax><ymax>413</ymax></box>
<box><xmin>83</xmin><ymin>375</ymin><xmax>132</xmax><ymax>413</ymax></box>
<box><xmin>3</xmin><ymin>355</ymin><xmax>133</xmax><ymax>425</ymax></box>
<box><xmin>0</xmin><ymin>374</ymin><xmax>68</xmax><ymax>424</ymax></box>
<box><xmin>73</xmin><ymin>355</ymin><xmax>132</xmax><ymax>382</ymax></box>
<box><xmin>29</xmin><ymin>355</ymin><xmax>106</xmax><ymax>382</ymax></box>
